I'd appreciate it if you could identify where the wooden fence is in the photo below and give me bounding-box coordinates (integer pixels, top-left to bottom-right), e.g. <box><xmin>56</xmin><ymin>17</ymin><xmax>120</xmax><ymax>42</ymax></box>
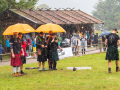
<box><xmin>72</xmin><ymin>38</ymin><xmax>107</xmax><ymax>56</ymax></box>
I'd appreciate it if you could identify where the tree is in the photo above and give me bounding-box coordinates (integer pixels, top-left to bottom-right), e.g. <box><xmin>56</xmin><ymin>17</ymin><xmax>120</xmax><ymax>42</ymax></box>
<box><xmin>0</xmin><ymin>0</ymin><xmax>38</xmax><ymax>46</ymax></box>
<box><xmin>0</xmin><ymin>0</ymin><xmax>8</xmax><ymax>13</ymax></box>
<box><xmin>36</xmin><ymin>4</ymin><xmax>49</xmax><ymax>10</ymax></box>
<box><xmin>0</xmin><ymin>0</ymin><xmax>38</xmax><ymax>13</ymax></box>
<box><xmin>92</xmin><ymin>0</ymin><xmax>120</xmax><ymax>30</ymax></box>
<box><xmin>6</xmin><ymin>0</ymin><xmax>38</xmax><ymax>9</ymax></box>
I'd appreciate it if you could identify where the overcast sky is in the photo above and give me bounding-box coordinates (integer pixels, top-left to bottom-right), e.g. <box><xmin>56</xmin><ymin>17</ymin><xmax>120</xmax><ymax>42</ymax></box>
<box><xmin>36</xmin><ymin>0</ymin><xmax>99</xmax><ymax>15</ymax></box>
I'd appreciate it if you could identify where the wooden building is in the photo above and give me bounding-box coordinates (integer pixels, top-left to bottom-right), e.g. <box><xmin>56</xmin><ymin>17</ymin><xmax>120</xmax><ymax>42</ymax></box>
<box><xmin>0</xmin><ymin>9</ymin><xmax>103</xmax><ymax>34</ymax></box>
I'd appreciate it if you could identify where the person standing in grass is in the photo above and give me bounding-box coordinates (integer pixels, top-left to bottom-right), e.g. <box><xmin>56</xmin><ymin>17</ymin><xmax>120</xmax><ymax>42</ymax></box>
<box><xmin>105</xmin><ymin>28</ymin><xmax>120</xmax><ymax>73</ymax></box>
<box><xmin>47</xmin><ymin>31</ymin><xmax>53</xmax><ymax>70</ymax></box>
<box><xmin>48</xmin><ymin>33</ymin><xmax>63</xmax><ymax>70</ymax></box>
<box><xmin>10</xmin><ymin>32</ymin><xmax>24</xmax><ymax>77</ymax></box>
<box><xmin>36</xmin><ymin>32</ymin><xmax>47</xmax><ymax>71</ymax></box>
<box><xmin>18</xmin><ymin>33</ymin><xmax>27</xmax><ymax>75</ymax></box>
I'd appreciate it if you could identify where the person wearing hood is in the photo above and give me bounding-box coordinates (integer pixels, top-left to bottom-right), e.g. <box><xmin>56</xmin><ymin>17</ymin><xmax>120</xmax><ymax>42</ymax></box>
<box><xmin>0</xmin><ymin>44</ymin><xmax>5</xmax><ymax>62</ymax></box>
<box><xmin>71</xmin><ymin>33</ymin><xmax>77</xmax><ymax>54</ymax></box>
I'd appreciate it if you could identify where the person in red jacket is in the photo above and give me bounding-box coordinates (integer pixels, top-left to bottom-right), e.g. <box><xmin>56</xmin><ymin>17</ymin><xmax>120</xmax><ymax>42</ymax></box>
<box><xmin>19</xmin><ymin>33</ymin><xmax>27</xmax><ymax>74</ymax></box>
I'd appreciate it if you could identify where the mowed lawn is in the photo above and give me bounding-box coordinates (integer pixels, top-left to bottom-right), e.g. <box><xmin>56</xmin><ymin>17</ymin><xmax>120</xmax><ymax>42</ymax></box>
<box><xmin>1</xmin><ymin>53</ymin><xmax>120</xmax><ymax>90</ymax></box>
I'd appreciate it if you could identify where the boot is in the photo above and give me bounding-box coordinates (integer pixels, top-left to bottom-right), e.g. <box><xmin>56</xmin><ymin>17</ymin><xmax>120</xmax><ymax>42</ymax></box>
<box><xmin>116</xmin><ymin>67</ymin><xmax>119</xmax><ymax>72</ymax></box>
<box><xmin>108</xmin><ymin>68</ymin><xmax>111</xmax><ymax>73</ymax></box>
<box><xmin>21</xmin><ymin>71</ymin><xmax>27</xmax><ymax>75</ymax></box>
<box><xmin>14</xmin><ymin>73</ymin><xmax>18</xmax><ymax>77</ymax></box>
<box><xmin>17</xmin><ymin>72</ymin><xmax>24</xmax><ymax>76</ymax></box>
<box><xmin>53</xmin><ymin>61</ymin><xmax>57</xmax><ymax>70</ymax></box>
<box><xmin>49</xmin><ymin>66</ymin><xmax>53</xmax><ymax>70</ymax></box>
<box><xmin>49</xmin><ymin>62</ymin><xmax>53</xmax><ymax>70</ymax></box>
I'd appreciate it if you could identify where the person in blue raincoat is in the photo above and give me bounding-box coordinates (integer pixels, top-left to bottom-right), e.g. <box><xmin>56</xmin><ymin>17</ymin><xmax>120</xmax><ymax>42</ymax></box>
<box><xmin>6</xmin><ymin>37</ymin><xmax>10</xmax><ymax>53</ymax></box>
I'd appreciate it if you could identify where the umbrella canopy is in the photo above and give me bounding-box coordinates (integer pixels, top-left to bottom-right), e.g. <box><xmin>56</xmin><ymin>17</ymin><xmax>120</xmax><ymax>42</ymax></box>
<box><xmin>99</xmin><ymin>30</ymin><xmax>110</xmax><ymax>37</ymax></box>
<box><xmin>3</xmin><ymin>23</ymin><xmax>35</xmax><ymax>35</ymax></box>
<box><xmin>36</xmin><ymin>23</ymin><xmax>66</xmax><ymax>33</ymax></box>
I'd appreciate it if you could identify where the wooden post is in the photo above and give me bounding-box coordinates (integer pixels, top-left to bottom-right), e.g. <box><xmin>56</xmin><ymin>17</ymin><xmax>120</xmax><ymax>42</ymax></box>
<box><xmin>100</xmin><ymin>39</ymin><xmax>102</xmax><ymax>52</ymax></box>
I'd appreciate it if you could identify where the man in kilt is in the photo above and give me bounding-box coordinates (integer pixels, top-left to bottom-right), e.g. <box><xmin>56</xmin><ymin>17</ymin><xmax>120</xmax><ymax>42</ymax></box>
<box><xmin>105</xmin><ymin>28</ymin><xmax>120</xmax><ymax>73</ymax></box>
<box><xmin>36</xmin><ymin>32</ymin><xmax>47</xmax><ymax>71</ymax></box>
<box><xmin>10</xmin><ymin>32</ymin><xmax>24</xmax><ymax>77</ymax></box>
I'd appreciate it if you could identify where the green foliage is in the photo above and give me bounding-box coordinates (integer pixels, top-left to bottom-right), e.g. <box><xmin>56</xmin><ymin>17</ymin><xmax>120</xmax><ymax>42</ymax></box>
<box><xmin>0</xmin><ymin>0</ymin><xmax>38</xmax><ymax>13</ymax></box>
<box><xmin>0</xmin><ymin>0</ymin><xmax>8</xmax><ymax>13</ymax></box>
<box><xmin>0</xmin><ymin>27</ymin><xmax>4</xmax><ymax>45</ymax></box>
<box><xmin>92</xmin><ymin>0</ymin><xmax>120</xmax><ymax>30</ymax></box>
<box><xmin>36</xmin><ymin>4</ymin><xmax>49</xmax><ymax>10</ymax></box>
<box><xmin>1</xmin><ymin>53</ymin><xmax>120</xmax><ymax>89</ymax></box>
<box><xmin>7</xmin><ymin>0</ymin><xmax>38</xmax><ymax>9</ymax></box>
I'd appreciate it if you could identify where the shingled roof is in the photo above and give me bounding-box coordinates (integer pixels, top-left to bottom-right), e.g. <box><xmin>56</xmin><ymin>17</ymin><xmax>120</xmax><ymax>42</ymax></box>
<box><xmin>8</xmin><ymin>9</ymin><xmax>103</xmax><ymax>25</ymax></box>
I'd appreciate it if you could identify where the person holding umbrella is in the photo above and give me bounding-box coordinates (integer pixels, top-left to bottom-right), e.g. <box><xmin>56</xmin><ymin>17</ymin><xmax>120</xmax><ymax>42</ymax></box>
<box><xmin>105</xmin><ymin>28</ymin><xmax>120</xmax><ymax>73</ymax></box>
<box><xmin>10</xmin><ymin>32</ymin><xmax>24</xmax><ymax>77</ymax></box>
<box><xmin>36</xmin><ymin>32</ymin><xmax>47</xmax><ymax>71</ymax></box>
<box><xmin>35</xmin><ymin>23</ymin><xmax>66</xmax><ymax>70</ymax></box>
<box><xmin>48</xmin><ymin>33</ymin><xmax>63</xmax><ymax>70</ymax></box>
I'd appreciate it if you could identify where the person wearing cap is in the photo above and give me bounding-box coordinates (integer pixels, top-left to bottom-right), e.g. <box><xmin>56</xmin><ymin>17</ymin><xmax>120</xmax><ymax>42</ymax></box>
<box><xmin>47</xmin><ymin>33</ymin><xmax>63</xmax><ymax>70</ymax></box>
<box><xmin>9</xmin><ymin>32</ymin><xmax>24</xmax><ymax>77</ymax></box>
<box><xmin>105</xmin><ymin>28</ymin><xmax>120</xmax><ymax>73</ymax></box>
<box><xmin>36</xmin><ymin>32</ymin><xmax>47</xmax><ymax>71</ymax></box>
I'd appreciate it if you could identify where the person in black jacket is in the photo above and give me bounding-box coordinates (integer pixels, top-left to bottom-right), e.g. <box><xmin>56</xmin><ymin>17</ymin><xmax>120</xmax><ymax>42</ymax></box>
<box><xmin>48</xmin><ymin>33</ymin><xmax>63</xmax><ymax>70</ymax></box>
<box><xmin>36</xmin><ymin>32</ymin><xmax>47</xmax><ymax>71</ymax></box>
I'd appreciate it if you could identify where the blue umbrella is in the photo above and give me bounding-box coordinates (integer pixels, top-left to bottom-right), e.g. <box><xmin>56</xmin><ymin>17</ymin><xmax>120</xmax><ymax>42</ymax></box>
<box><xmin>99</xmin><ymin>30</ymin><xmax>110</xmax><ymax>37</ymax></box>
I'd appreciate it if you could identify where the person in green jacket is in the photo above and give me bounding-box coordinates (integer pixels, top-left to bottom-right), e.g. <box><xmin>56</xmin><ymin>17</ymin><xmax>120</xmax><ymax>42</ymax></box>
<box><xmin>58</xmin><ymin>34</ymin><xmax>62</xmax><ymax>46</ymax></box>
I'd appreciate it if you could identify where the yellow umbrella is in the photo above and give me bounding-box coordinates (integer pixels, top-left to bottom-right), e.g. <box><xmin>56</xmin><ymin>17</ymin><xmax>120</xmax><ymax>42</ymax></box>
<box><xmin>3</xmin><ymin>23</ymin><xmax>35</xmax><ymax>35</ymax></box>
<box><xmin>36</xmin><ymin>23</ymin><xmax>66</xmax><ymax>33</ymax></box>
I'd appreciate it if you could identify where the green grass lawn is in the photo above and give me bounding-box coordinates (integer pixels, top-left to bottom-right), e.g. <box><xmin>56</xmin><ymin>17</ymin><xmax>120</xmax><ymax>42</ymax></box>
<box><xmin>0</xmin><ymin>53</ymin><xmax>120</xmax><ymax>90</ymax></box>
